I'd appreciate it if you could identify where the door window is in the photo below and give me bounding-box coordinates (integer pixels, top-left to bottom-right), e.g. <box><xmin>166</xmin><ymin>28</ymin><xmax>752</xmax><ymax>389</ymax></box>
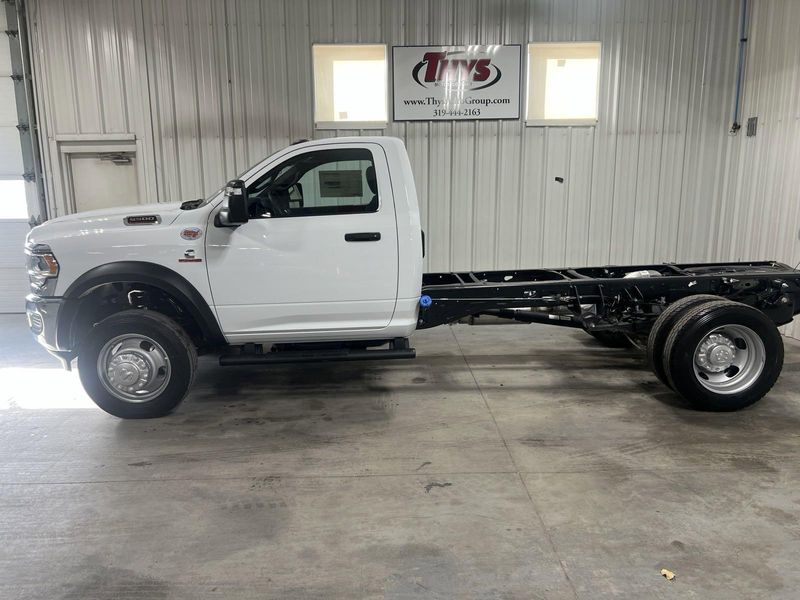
<box><xmin>246</xmin><ymin>148</ymin><xmax>379</xmax><ymax>218</ymax></box>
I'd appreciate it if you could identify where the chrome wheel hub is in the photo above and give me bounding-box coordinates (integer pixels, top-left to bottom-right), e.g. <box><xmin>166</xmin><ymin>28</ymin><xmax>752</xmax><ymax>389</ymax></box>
<box><xmin>695</xmin><ymin>333</ymin><xmax>737</xmax><ymax>373</ymax></box>
<box><xmin>97</xmin><ymin>335</ymin><xmax>171</xmax><ymax>402</ymax></box>
<box><xmin>692</xmin><ymin>325</ymin><xmax>765</xmax><ymax>395</ymax></box>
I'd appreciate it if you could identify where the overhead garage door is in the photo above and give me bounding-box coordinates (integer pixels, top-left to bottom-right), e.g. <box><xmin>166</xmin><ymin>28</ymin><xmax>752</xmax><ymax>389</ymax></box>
<box><xmin>0</xmin><ymin>7</ymin><xmax>29</xmax><ymax>313</ymax></box>
<box><xmin>0</xmin><ymin>219</ymin><xmax>29</xmax><ymax>313</ymax></box>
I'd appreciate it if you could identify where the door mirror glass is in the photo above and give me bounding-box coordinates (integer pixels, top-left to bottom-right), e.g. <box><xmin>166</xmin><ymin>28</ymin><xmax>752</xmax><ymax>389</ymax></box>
<box><xmin>216</xmin><ymin>179</ymin><xmax>249</xmax><ymax>227</ymax></box>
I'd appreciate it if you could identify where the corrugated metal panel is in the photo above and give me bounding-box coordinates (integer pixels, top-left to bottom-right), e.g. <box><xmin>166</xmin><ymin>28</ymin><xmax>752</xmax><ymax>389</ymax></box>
<box><xmin>24</xmin><ymin>1</ymin><xmax>797</xmax><ymax>322</ymax></box>
<box><xmin>715</xmin><ymin>0</ymin><xmax>800</xmax><ymax>337</ymax></box>
<box><xmin>28</xmin><ymin>0</ymin><xmax>156</xmax><ymax>216</ymax></box>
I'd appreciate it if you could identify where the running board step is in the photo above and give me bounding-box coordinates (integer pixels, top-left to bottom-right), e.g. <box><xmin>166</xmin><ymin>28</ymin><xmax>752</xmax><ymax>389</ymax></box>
<box><xmin>219</xmin><ymin>347</ymin><xmax>416</xmax><ymax>366</ymax></box>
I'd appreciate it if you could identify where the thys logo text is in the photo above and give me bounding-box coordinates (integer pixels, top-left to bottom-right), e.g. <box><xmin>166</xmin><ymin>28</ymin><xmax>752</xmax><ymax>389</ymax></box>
<box><xmin>412</xmin><ymin>51</ymin><xmax>502</xmax><ymax>90</ymax></box>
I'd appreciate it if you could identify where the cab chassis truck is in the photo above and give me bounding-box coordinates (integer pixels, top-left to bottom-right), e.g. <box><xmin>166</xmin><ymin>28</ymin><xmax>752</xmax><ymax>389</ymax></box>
<box><xmin>24</xmin><ymin>137</ymin><xmax>800</xmax><ymax>418</ymax></box>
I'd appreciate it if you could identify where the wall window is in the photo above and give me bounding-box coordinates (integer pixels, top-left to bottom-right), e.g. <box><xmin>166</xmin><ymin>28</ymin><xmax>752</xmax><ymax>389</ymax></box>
<box><xmin>312</xmin><ymin>45</ymin><xmax>388</xmax><ymax>129</ymax></box>
<box><xmin>246</xmin><ymin>148</ymin><xmax>378</xmax><ymax>218</ymax></box>
<box><xmin>526</xmin><ymin>42</ymin><xmax>601</xmax><ymax>126</ymax></box>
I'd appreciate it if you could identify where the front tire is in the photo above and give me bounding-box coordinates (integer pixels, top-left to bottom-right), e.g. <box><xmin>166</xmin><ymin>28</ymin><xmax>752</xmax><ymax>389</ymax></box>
<box><xmin>78</xmin><ymin>311</ymin><xmax>197</xmax><ymax>418</ymax></box>
<box><xmin>661</xmin><ymin>300</ymin><xmax>783</xmax><ymax>411</ymax></box>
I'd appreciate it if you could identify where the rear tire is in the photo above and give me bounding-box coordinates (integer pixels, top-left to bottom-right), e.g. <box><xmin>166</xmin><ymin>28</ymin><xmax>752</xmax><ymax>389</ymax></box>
<box><xmin>586</xmin><ymin>330</ymin><xmax>632</xmax><ymax>348</ymax></box>
<box><xmin>661</xmin><ymin>300</ymin><xmax>783</xmax><ymax>411</ymax></box>
<box><xmin>647</xmin><ymin>294</ymin><xmax>728</xmax><ymax>388</ymax></box>
<box><xmin>77</xmin><ymin>310</ymin><xmax>197</xmax><ymax>418</ymax></box>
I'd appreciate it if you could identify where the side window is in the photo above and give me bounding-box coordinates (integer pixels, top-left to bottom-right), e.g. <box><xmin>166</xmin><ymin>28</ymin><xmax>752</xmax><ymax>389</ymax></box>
<box><xmin>246</xmin><ymin>148</ymin><xmax>379</xmax><ymax>218</ymax></box>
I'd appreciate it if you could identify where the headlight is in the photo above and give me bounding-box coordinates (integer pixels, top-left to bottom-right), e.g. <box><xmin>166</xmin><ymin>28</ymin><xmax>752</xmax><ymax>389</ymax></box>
<box><xmin>25</xmin><ymin>244</ymin><xmax>59</xmax><ymax>295</ymax></box>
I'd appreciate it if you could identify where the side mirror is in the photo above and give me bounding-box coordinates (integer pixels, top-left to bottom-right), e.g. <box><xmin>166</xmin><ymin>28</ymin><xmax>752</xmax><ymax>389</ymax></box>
<box><xmin>216</xmin><ymin>179</ymin><xmax>249</xmax><ymax>227</ymax></box>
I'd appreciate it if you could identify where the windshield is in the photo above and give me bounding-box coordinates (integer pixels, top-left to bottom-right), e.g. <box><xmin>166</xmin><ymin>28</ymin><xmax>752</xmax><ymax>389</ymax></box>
<box><xmin>185</xmin><ymin>145</ymin><xmax>291</xmax><ymax>209</ymax></box>
<box><xmin>233</xmin><ymin>144</ymin><xmax>292</xmax><ymax>182</ymax></box>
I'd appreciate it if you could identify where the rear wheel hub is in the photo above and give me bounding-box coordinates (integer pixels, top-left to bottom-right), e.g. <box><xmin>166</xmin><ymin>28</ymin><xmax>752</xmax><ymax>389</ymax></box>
<box><xmin>692</xmin><ymin>325</ymin><xmax>766</xmax><ymax>394</ymax></box>
<box><xmin>695</xmin><ymin>333</ymin><xmax>736</xmax><ymax>373</ymax></box>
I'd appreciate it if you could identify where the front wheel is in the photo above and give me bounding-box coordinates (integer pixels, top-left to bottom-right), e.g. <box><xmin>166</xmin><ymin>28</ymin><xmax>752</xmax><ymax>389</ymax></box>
<box><xmin>662</xmin><ymin>300</ymin><xmax>783</xmax><ymax>411</ymax></box>
<box><xmin>77</xmin><ymin>310</ymin><xmax>198</xmax><ymax>418</ymax></box>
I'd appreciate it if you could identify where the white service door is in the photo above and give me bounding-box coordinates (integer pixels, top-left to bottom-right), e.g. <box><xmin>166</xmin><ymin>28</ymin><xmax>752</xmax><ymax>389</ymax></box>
<box><xmin>206</xmin><ymin>144</ymin><xmax>399</xmax><ymax>338</ymax></box>
<box><xmin>70</xmin><ymin>154</ymin><xmax>138</xmax><ymax>212</ymax></box>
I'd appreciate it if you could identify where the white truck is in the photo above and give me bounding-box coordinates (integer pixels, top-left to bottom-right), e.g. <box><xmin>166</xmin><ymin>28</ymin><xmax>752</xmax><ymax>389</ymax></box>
<box><xmin>25</xmin><ymin>137</ymin><xmax>800</xmax><ymax>418</ymax></box>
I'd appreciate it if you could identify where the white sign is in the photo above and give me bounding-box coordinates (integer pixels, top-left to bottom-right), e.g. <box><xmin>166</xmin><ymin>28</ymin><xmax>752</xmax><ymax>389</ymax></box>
<box><xmin>392</xmin><ymin>45</ymin><xmax>521</xmax><ymax>121</ymax></box>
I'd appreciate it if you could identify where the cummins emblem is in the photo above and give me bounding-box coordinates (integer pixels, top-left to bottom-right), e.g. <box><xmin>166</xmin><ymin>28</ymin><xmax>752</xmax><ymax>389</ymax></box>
<box><xmin>178</xmin><ymin>249</ymin><xmax>202</xmax><ymax>263</ymax></box>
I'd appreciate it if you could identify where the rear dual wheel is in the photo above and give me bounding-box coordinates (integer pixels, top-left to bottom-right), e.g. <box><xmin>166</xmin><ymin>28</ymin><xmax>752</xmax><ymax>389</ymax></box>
<box><xmin>647</xmin><ymin>294</ymin><xmax>725</xmax><ymax>387</ymax></box>
<box><xmin>649</xmin><ymin>297</ymin><xmax>783</xmax><ymax>411</ymax></box>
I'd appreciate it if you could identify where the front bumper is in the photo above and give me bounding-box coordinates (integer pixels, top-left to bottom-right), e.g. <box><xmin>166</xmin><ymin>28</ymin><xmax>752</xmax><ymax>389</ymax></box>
<box><xmin>25</xmin><ymin>294</ymin><xmax>74</xmax><ymax>368</ymax></box>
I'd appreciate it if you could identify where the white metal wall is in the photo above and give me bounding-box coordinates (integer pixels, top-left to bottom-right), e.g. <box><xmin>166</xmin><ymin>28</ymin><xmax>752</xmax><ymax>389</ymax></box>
<box><xmin>715</xmin><ymin>0</ymin><xmax>800</xmax><ymax>337</ymax></box>
<box><xmin>25</xmin><ymin>1</ymin><xmax>797</xmax><ymax>280</ymax></box>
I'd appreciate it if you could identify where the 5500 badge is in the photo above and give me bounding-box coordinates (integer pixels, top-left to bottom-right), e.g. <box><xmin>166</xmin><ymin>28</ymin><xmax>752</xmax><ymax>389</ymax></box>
<box><xmin>393</xmin><ymin>45</ymin><xmax>521</xmax><ymax>121</ymax></box>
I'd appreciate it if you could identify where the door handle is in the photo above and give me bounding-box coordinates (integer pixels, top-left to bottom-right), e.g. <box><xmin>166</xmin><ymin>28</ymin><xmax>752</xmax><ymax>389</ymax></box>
<box><xmin>345</xmin><ymin>232</ymin><xmax>381</xmax><ymax>242</ymax></box>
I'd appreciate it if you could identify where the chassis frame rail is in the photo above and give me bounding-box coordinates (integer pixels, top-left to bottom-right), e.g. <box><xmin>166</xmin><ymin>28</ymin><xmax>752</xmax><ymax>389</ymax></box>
<box><xmin>418</xmin><ymin>261</ymin><xmax>800</xmax><ymax>334</ymax></box>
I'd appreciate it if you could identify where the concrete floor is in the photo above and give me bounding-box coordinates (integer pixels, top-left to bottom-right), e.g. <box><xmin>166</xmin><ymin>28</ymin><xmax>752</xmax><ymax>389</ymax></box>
<box><xmin>2</xmin><ymin>314</ymin><xmax>800</xmax><ymax>599</ymax></box>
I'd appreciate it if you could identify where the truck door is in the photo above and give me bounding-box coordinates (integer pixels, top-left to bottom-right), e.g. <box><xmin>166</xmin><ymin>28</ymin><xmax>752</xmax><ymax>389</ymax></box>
<box><xmin>205</xmin><ymin>143</ymin><xmax>399</xmax><ymax>339</ymax></box>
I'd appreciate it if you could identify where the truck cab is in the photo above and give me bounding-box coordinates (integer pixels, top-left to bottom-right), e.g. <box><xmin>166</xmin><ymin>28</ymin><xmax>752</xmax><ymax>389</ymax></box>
<box><xmin>204</xmin><ymin>137</ymin><xmax>423</xmax><ymax>343</ymax></box>
<box><xmin>25</xmin><ymin>137</ymin><xmax>422</xmax><ymax>418</ymax></box>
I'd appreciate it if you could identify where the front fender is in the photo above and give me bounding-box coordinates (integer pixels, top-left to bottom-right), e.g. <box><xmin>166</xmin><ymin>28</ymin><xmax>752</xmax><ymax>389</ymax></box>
<box><xmin>58</xmin><ymin>261</ymin><xmax>225</xmax><ymax>350</ymax></box>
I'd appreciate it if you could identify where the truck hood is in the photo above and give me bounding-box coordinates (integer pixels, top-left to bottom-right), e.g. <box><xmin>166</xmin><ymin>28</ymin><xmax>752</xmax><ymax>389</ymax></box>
<box><xmin>26</xmin><ymin>202</ymin><xmax>185</xmax><ymax>246</ymax></box>
<box><xmin>42</xmin><ymin>202</ymin><xmax>184</xmax><ymax>226</ymax></box>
